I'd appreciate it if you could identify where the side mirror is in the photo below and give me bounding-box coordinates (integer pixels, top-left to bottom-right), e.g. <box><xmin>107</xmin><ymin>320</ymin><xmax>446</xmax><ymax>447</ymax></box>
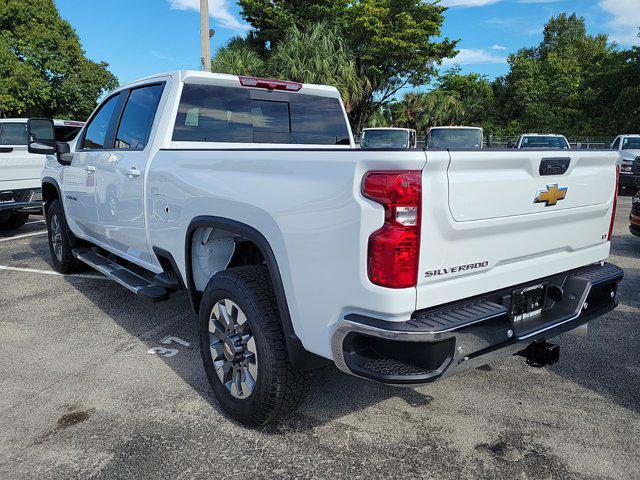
<box><xmin>55</xmin><ymin>141</ymin><xmax>73</xmax><ymax>166</ymax></box>
<box><xmin>507</xmin><ymin>140</ymin><xmax>514</xmax><ymax>149</ymax></box>
<box><xmin>27</xmin><ymin>118</ymin><xmax>55</xmax><ymax>155</ymax></box>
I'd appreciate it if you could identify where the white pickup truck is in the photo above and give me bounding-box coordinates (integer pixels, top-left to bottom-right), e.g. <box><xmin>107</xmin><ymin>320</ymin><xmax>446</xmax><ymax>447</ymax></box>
<box><xmin>27</xmin><ymin>71</ymin><xmax>623</xmax><ymax>426</ymax></box>
<box><xmin>0</xmin><ymin>118</ymin><xmax>83</xmax><ymax>229</ymax></box>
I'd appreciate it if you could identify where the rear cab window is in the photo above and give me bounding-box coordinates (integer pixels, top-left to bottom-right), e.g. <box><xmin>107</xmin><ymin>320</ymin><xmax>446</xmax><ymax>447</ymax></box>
<box><xmin>172</xmin><ymin>83</ymin><xmax>351</xmax><ymax>146</ymax></box>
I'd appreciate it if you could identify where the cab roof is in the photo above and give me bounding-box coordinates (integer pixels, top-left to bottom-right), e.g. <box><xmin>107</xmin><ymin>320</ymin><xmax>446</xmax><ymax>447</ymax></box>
<box><xmin>117</xmin><ymin>70</ymin><xmax>342</xmax><ymax>99</ymax></box>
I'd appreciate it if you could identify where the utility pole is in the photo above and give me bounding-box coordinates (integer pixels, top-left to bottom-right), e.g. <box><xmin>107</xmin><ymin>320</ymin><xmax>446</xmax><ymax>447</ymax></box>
<box><xmin>200</xmin><ymin>0</ymin><xmax>211</xmax><ymax>71</ymax></box>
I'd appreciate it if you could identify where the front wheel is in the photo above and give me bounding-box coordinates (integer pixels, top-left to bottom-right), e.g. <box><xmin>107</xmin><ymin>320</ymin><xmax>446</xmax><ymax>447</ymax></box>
<box><xmin>46</xmin><ymin>200</ymin><xmax>86</xmax><ymax>274</ymax></box>
<box><xmin>0</xmin><ymin>212</ymin><xmax>29</xmax><ymax>230</ymax></box>
<box><xmin>199</xmin><ymin>266</ymin><xmax>311</xmax><ymax>426</ymax></box>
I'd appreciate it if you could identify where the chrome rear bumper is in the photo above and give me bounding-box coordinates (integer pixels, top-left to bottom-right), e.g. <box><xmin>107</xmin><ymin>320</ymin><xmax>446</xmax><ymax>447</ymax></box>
<box><xmin>332</xmin><ymin>263</ymin><xmax>623</xmax><ymax>384</ymax></box>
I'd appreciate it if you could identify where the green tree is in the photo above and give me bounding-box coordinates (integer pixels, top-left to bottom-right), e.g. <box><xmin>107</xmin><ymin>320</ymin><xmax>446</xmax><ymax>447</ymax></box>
<box><xmin>212</xmin><ymin>24</ymin><xmax>366</xmax><ymax>112</ymax></box>
<box><xmin>437</xmin><ymin>67</ymin><xmax>496</xmax><ymax>130</ymax></box>
<box><xmin>267</xmin><ymin>24</ymin><xmax>365</xmax><ymax>112</ymax></box>
<box><xmin>493</xmin><ymin>13</ymin><xmax>615</xmax><ymax>137</ymax></box>
<box><xmin>0</xmin><ymin>0</ymin><xmax>118</xmax><ymax>119</ymax></box>
<box><xmin>212</xmin><ymin>36</ymin><xmax>267</xmax><ymax>77</ymax></box>
<box><xmin>236</xmin><ymin>0</ymin><xmax>457</xmax><ymax>130</ymax></box>
<box><xmin>381</xmin><ymin>91</ymin><xmax>463</xmax><ymax>137</ymax></box>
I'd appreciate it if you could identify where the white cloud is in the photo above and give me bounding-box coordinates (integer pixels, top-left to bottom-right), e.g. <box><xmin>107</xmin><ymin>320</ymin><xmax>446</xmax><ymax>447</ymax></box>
<box><xmin>168</xmin><ymin>0</ymin><xmax>250</xmax><ymax>31</ymax></box>
<box><xmin>600</xmin><ymin>0</ymin><xmax>640</xmax><ymax>46</ymax></box>
<box><xmin>442</xmin><ymin>48</ymin><xmax>507</xmax><ymax>65</ymax></box>
<box><xmin>491</xmin><ymin>44</ymin><xmax>508</xmax><ymax>50</ymax></box>
<box><xmin>517</xmin><ymin>0</ymin><xmax>562</xmax><ymax>3</ymax></box>
<box><xmin>440</xmin><ymin>0</ymin><xmax>501</xmax><ymax>7</ymax></box>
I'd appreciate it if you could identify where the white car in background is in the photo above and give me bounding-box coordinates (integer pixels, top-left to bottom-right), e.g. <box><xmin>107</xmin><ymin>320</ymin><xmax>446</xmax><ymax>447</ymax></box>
<box><xmin>516</xmin><ymin>133</ymin><xmax>571</xmax><ymax>150</ymax></box>
<box><xmin>0</xmin><ymin>118</ymin><xmax>83</xmax><ymax>229</ymax></box>
<box><xmin>610</xmin><ymin>134</ymin><xmax>640</xmax><ymax>192</ymax></box>
<box><xmin>360</xmin><ymin>128</ymin><xmax>417</xmax><ymax>149</ymax></box>
<box><xmin>427</xmin><ymin>126</ymin><xmax>483</xmax><ymax>149</ymax></box>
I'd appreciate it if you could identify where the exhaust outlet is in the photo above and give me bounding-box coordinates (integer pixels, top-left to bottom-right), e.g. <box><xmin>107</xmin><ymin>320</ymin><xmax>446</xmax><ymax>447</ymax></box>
<box><xmin>519</xmin><ymin>341</ymin><xmax>560</xmax><ymax>368</ymax></box>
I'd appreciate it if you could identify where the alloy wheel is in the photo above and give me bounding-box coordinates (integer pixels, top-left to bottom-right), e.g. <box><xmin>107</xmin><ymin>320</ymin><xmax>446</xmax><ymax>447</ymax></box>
<box><xmin>50</xmin><ymin>213</ymin><xmax>63</xmax><ymax>262</ymax></box>
<box><xmin>208</xmin><ymin>299</ymin><xmax>258</xmax><ymax>399</ymax></box>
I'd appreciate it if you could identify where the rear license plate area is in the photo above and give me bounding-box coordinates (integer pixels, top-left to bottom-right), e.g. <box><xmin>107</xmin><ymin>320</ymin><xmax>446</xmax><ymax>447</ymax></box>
<box><xmin>510</xmin><ymin>283</ymin><xmax>547</xmax><ymax>322</ymax></box>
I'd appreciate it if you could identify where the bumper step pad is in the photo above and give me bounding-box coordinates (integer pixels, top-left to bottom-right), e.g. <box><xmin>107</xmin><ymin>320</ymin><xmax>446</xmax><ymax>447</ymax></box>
<box><xmin>335</xmin><ymin>262</ymin><xmax>623</xmax><ymax>384</ymax></box>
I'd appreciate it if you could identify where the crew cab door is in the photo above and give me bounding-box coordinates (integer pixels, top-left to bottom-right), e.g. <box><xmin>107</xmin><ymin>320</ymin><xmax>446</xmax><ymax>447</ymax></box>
<box><xmin>64</xmin><ymin>93</ymin><xmax>123</xmax><ymax>243</ymax></box>
<box><xmin>95</xmin><ymin>83</ymin><xmax>165</xmax><ymax>265</ymax></box>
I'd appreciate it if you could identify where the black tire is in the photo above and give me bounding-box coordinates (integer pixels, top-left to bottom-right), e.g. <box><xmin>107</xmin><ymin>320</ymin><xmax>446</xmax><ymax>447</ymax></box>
<box><xmin>46</xmin><ymin>199</ymin><xmax>86</xmax><ymax>274</ymax></box>
<box><xmin>0</xmin><ymin>212</ymin><xmax>29</xmax><ymax>230</ymax></box>
<box><xmin>199</xmin><ymin>265</ymin><xmax>311</xmax><ymax>426</ymax></box>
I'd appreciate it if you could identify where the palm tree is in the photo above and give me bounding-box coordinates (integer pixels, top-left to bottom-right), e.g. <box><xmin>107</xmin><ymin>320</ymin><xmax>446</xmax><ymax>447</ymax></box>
<box><xmin>394</xmin><ymin>91</ymin><xmax>463</xmax><ymax>135</ymax></box>
<box><xmin>267</xmin><ymin>23</ymin><xmax>368</xmax><ymax>112</ymax></box>
<box><xmin>211</xmin><ymin>36</ymin><xmax>267</xmax><ymax>77</ymax></box>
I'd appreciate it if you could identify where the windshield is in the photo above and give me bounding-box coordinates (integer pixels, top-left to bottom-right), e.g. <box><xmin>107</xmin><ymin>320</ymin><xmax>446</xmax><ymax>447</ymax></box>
<box><xmin>520</xmin><ymin>136</ymin><xmax>569</xmax><ymax>149</ymax></box>
<box><xmin>361</xmin><ymin>130</ymin><xmax>409</xmax><ymax>149</ymax></box>
<box><xmin>622</xmin><ymin>138</ymin><xmax>640</xmax><ymax>150</ymax></box>
<box><xmin>428</xmin><ymin>128</ymin><xmax>482</xmax><ymax>149</ymax></box>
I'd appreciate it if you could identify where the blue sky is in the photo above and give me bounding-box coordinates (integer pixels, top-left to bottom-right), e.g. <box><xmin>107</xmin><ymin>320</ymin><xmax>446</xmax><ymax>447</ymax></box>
<box><xmin>55</xmin><ymin>0</ymin><xmax>639</xmax><ymax>86</ymax></box>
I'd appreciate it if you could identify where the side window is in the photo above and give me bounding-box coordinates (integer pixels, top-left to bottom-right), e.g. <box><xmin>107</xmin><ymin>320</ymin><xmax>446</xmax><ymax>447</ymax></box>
<box><xmin>82</xmin><ymin>94</ymin><xmax>121</xmax><ymax>149</ymax></box>
<box><xmin>0</xmin><ymin>123</ymin><xmax>28</xmax><ymax>145</ymax></box>
<box><xmin>115</xmin><ymin>84</ymin><xmax>164</xmax><ymax>150</ymax></box>
<box><xmin>612</xmin><ymin>137</ymin><xmax>620</xmax><ymax>150</ymax></box>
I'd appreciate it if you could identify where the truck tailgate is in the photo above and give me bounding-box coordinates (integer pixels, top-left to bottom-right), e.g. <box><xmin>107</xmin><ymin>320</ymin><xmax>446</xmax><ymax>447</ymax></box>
<box><xmin>0</xmin><ymin>145</ymin><xmax>45</xmax><ymax>191</ymax></box>
<box><xmin>416</xmin><ymin>150</ymin><xmax>618</xmax><ymax>310</ymax></box>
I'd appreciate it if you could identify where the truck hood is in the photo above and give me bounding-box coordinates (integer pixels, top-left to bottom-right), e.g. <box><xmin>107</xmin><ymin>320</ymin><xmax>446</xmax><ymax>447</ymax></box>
<box><xmin>620</xmin><ymin>149</ymin><xmax>640</xmax><ymax>160</ymax></box>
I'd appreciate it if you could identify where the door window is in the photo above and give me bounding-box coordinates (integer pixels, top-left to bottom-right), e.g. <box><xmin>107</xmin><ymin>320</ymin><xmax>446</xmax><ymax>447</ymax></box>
<box><xmin>0</xmin><ymin>123</ymin><xmax>27</xmax><ymax>145</ymax></box>
<box><xmin>115</xmin><ymin>84</ymin><xmax>164</xmax><ymax>150</ymax></box>
<box><xmin>611</xmin><ymin>137</ymin><xmax>620</xmax><ymax>150</ymax></box>
<box><xmin>82</xmin><ymin>94</ymin><xmax>121</xmax><ymax>149</ymax></box>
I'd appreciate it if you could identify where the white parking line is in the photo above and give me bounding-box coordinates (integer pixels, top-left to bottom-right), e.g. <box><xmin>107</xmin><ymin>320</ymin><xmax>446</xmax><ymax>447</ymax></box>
<box><xmin>0</xmin><ymin>265</ymin><xmax>109</xmax><ymax>281</ymax></box>
<box><xmin>25</xmin><ymin>220</ymin><xmax>45</xmax><ymax>225</ymax></box>
<box><xmin>0</xmin><ymin>231</ymin><xmax>47</xmax><ymax>243</ymax></box>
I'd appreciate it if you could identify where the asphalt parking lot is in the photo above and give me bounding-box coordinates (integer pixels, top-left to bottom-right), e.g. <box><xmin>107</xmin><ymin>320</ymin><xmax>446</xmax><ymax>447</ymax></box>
<box><xmin>0</xmin><ymin>198</ymin><xmax>638</xmax><ymax>480</ymax></box>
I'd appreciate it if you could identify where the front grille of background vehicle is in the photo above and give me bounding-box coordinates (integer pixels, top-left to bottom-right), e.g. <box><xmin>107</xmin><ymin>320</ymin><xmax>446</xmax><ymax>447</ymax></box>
<box><xmin>633</xmin><ymin>157</ymin><xmax>640</xmax><ymax>175</ymax></box>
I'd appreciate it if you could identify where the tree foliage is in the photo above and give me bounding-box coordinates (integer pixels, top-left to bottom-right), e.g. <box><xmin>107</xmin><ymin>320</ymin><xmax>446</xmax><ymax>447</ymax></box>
<box><xmin>212</xmin><ymin>24</ymin><xmax>365</xmax><ymax>112</ymax></box>
<box><xmin>379</xmin><ymin>13</ymin><xmax>640</xmax><ymax>139</ymax></box>
<box><xmin>234</xmin><ymin>0</ymin><xmax>457</xmax><ymax>129</ymax></box>
<box><xmin>0</xmin><ymin>0</ymin><xmax>118</xmax><ymax>119</ymax></box>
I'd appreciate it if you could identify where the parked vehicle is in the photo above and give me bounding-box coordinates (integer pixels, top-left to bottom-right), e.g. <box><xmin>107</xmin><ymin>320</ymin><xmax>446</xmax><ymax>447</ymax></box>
<box><xmin>516</xmin><ymin>133</ymin><xmax>571</xmax><ymax>150</ymax></box>
<box><xmin>360</xmin><ymin>128</ymin><xmax>417</xmax><ymax>149</ymax></box>
<box><xmin>427</xmin><ymin>126</ymin><xmax>483</xmax><ymax>149</ymax></box>
<box><xmin>0</xmin><ymin>118</ymin><xmax>83</xmax><ymax>230</ymax></box>
<box><xmin>28</xmin><ymin>71</ymin><xmax>622</xmax><ymax>426</ymax></box>
<box><xmin>631</xmin><ymin>191</ymin><xmax>640</xmax><ymax>237</ymax></box>
<box><xmin>611</xmin><ymin>134</ymin><xmax>640</xmax><ymax>192</ymax></box>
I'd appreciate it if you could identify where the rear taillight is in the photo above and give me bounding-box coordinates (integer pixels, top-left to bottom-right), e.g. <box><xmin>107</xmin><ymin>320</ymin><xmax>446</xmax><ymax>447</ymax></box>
<box><xmin>362</xmin><ymin>171</ymin><xmax>422</xmax><ymax>288</ymax></box>
<box><xmin>608</xmin><ymin>165</ymin><xmax>619</xmax><ymax>241</ymax></box>
<box><xmin>239</xmin><ymin>76</ymin><xmax>302</xmax><ymax>92</ymax></box>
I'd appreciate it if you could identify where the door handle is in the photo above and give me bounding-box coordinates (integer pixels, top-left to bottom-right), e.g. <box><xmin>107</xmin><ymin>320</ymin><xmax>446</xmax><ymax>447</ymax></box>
<box><xmin>126</xmin><ymin>167</ymin><xmax>141</xmax><ymax>178</ymax></box>
<box><xmin>84</xmin><ymin>165</ymin><xmax>96</xmax><ymax>173</ymax></box>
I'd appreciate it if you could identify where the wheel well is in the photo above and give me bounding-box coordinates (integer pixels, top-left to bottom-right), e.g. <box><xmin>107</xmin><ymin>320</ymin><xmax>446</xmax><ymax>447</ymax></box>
<box><xmin>185</xmin><ymin>217</ymin><xmax>331</xmax><ymax>371</ymax></box>
<box><xmin>42</xmin><ymin>181</ymin><xmax>60</xmax><ymax>211</ymax></box>
<box><xmin>190</xmin><ymin>226</ymin><xmax>265</xmax><ymax>293</ymax></box>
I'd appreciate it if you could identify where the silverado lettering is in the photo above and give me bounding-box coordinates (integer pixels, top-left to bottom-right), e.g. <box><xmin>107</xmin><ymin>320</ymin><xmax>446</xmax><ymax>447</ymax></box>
<box><xmin>425</xmin><ymin>261</ymin><xmax>489</xmax><ymax>278</ymax></box>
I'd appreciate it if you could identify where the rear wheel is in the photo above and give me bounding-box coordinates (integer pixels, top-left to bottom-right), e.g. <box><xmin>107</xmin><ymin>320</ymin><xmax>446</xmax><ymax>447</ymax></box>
<box><xmin>46</xmin><ymin>200</ymin><xmax>85</xmax><ymax>274</ymax></box>
<box><xmin>199</xmin><ymin>266</ymin><xmax>311</xmax><ymax>426</ymax></box>
<box><xmin>0</xmin><ymin>212</ymin><xmax>29</xmax><ymax>230</ymax></box>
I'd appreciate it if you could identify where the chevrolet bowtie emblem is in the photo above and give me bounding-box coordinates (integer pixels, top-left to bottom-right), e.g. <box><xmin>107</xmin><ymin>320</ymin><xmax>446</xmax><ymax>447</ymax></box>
<box><xmin>534</xmin><ymin>184</ymin><xmax>568</xmax><ymax>207</ymax></box>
